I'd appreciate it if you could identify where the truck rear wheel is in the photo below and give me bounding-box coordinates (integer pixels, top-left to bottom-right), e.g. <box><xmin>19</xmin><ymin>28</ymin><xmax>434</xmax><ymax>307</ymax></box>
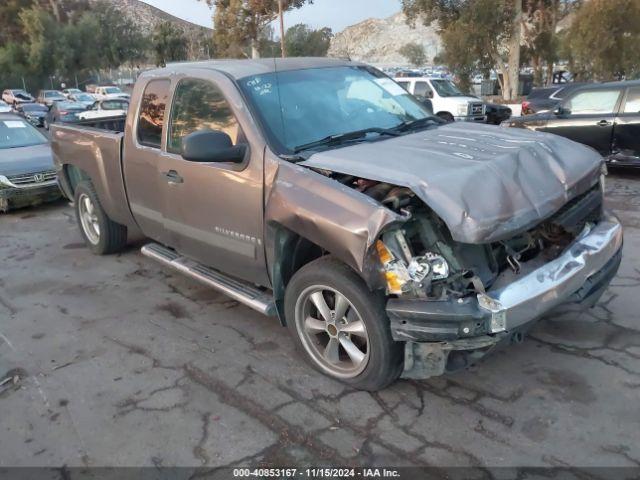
<box><xmin>74</xmin><ymin>182</ymin><xmax>127</xmax><ymax>255</ymax></box>
<box><xmin>285</xmin><ymin>256</ymin><xmax>403</xmax><ymax>391</ymax></box>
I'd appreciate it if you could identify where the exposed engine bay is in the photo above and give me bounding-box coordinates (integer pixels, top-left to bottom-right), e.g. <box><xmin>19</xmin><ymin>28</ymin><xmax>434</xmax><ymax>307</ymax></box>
<box><xmin>330</xmin><ymin>172</ymin><xmax>605</xmax><ymax>300</ymax></box>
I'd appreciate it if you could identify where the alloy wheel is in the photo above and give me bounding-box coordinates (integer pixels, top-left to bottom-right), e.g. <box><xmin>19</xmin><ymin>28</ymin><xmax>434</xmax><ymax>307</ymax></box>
<box><xmin>78</xmin><ymin>193</ymin><xmax>100</xmax><ymax>245</ymax></box>
<box><xmin>295</xmin><ymin>285</ymin><xmax>370</xmax><ymax>378</ymax></box>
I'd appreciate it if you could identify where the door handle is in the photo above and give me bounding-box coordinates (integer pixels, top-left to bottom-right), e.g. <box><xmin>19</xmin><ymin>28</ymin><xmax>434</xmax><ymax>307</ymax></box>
<box><xmin>163</xmin><ymin>170</ymin><xmax>183</xmax><ymax>184</ymax></box>
<box><xmin>597</xmin><ymin>120</ymin><xmax>612</xmax><ymax>127</ymax></box>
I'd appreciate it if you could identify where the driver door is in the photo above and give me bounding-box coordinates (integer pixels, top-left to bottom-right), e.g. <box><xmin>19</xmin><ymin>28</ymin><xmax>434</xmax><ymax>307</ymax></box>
<box><xmin>158</xmin><ymin>75</ymin><xmax>267</xmax><ymax>285</ymax></box>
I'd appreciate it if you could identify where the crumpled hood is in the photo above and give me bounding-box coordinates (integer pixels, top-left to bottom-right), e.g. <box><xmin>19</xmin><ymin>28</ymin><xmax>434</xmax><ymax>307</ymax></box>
<box><xmin>0</xmin><ymin>143</ymin><xmax>55</xmax><ymax>177</ymax></box>
<box><xmin>299</xmin><ymin>122</ymin><xmax>602</xmax><ymax>244</ymax></box>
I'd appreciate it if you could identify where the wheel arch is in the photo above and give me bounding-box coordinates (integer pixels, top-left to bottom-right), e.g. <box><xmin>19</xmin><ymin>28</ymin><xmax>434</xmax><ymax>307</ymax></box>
<box><xmin>267</xmin><ymin>223</ymin><xmax>326</xmax><ymax>325</ymax></box>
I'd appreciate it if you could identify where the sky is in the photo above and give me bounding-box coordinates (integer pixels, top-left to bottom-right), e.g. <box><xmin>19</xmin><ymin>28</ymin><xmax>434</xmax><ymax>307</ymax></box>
<box><xmin>140</xmin><ymin>0</ymin><xmax>401</xmax><ymax>33</ymax></box>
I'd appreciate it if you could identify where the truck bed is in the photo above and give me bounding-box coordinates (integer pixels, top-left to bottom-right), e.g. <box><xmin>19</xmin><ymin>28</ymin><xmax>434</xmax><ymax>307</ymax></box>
<box><xmin>50</xmin><ymin>120</ymin><xmax>136</xmax><ymax>228</ymax></box>
<box><xmin>73</xmin><ymin>115</ymin><xmax>126</xmax><ymax>133</ymax></box>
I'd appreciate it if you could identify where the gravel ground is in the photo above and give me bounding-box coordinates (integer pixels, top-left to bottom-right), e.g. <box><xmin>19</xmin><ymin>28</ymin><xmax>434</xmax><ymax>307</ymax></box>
<box><xmin>0</xmin><ymin>170</ymin><xmax>639</xmax><ymax>468</ymax></box>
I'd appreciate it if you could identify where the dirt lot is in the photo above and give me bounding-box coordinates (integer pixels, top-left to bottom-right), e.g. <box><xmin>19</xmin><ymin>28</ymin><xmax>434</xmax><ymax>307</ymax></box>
<box><xmin>0</xmin><ymin>171</ymin><xmax>639</xmax><ymax>469</ymax></box>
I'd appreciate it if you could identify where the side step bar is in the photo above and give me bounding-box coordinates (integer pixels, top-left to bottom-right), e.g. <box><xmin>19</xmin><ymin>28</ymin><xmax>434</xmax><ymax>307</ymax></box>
<box><xmin>141</xmin><ymin>243</ymin><xmax>277</xmax><ymax>316</ymax></box>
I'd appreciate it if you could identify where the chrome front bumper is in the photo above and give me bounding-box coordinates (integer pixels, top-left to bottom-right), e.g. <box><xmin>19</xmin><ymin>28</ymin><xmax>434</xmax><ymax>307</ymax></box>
<box><xmin>394</xmin><ymin>213</ymin><xmax>622</xmax><ymax>379</ymax></box>
<box><xmin>388</xmin><ymin>213</ymin><xmax>623</xmax><ymax>343</ymax></box>
<box><xmin>477</xmin><ymin>213</ymin><xmax>623</xmax><ymax>332</ymax></box>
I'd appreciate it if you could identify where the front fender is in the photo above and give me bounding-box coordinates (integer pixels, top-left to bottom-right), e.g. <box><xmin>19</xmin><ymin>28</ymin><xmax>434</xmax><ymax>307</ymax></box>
<box><xmin>264</xmin><ymin>160</ymin><xmax>404</xmax><ymax>283</ymax></box>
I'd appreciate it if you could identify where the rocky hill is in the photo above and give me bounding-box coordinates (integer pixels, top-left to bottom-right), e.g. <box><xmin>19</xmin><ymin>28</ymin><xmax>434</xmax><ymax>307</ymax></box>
<box><xmin>329</xmin><ymin>12</ymin><xmax>441</xmax><ymax>66</ymax></box>
<box><xmin>90</xmin><ymin>0</ymin><xmax>211</xmax><ymax>35</ymax></box>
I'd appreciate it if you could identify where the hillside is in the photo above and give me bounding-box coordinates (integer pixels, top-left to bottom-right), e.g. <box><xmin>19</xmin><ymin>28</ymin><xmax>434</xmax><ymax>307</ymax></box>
<box><xmin>90</xmin><ymin>0</ymin><xmax>212</xmax><ymax>35</ymax></box>
<box><xmin>329</xmin><ymin>12</ymin><xmax>441</xmax><ymax>66</ymax></box>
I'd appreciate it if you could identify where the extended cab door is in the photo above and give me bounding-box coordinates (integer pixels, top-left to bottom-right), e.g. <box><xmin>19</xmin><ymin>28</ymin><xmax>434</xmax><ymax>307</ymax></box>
<box><xmin>541</xmin><ymin>88</ymin><xmax>622</xmax><ymax>156</ymax></box>
<box><xmin>122</xmin><ymin>78</ymin><xmax>172</xmax><ymax>244</ymax></box>
<box><xmin>611</xmin><ymin>85</ymin><xmax>640</xmax><ymax>165</ymax></box>
<box><xmin>158</xmin><ymin>73</ymin><xmax>268</xmax><ymax>286</ymax></box>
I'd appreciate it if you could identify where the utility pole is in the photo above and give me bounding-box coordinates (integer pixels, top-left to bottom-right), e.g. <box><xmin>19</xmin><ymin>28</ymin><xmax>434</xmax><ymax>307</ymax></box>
<box><xmin>278</xmin><ymin>0</ymin><xmax>286</xmax><ymax>58</ymax></box>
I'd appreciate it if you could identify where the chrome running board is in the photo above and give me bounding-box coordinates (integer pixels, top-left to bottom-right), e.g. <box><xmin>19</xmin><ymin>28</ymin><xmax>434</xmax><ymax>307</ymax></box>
<box><xmin>141</xmin><ymin>243</ymin><xmax>276</xmax><ymax>316</ymax></box>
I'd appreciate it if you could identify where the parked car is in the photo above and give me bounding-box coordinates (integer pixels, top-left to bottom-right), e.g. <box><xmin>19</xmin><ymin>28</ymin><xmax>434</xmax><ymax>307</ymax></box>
<box><xmin>0</xmin><ymin>114</ymin><xmax>61</xmax><ymax>212</ymax></box>
<box><xmin>15</xmin><ymin>103</ymin><xmax>49</xmax><ymax>127</ymax></box>
<box><xmin>62</xmin><ymin>88</ymin><xmax>83</xmax><ymax>98</ymax></box>
<box><xmin>0</xmin><ymin>100</ymin><xmax>12</xmax><ymax>113</ymax></box>
<box><xmin>522</xmin><ymin>82</ymin><xmax>588</xmax><ymax>115</ymax></box>
<box><xmin>92</xmin><ymin>86</ymin><xmax>130</xmax><ymax>101</ymax></box>
<box><xmin>68</xmin><ymin>92</ymin><xmax>99</xmax><ymax>109</ymax></box>
<box><xmin>395</xmin><ymin>76</ymin><xmax>486</xmax><ymax>122</ymax></box>
<box><xmin>2</xmin><ymin>89</ymin><xmax>35</xmax><ymax>106</ymax></box>
<box><xmin>503</xmin><ymin>79</ymin><xmax>640</xmax><ymax>168</ymax></box>
<box><xmin>51</xmin><ymin>59</ymin><xmax>622</xmax><ymax>390</ymax></box>
<box><xmin>77</xmin><ymin>99</ymin><xmax>129</xmax><ymax>121</ymax></box>
<box><xmin>484</xmin><ymin>103</ymin><xmax>512</xmax><ymax>125</ymax></box>
<box><xmin>44</xmin><ymin>101</ymin><xmax>86</xmax><ymax>129</ymax></box>
<box><xmin>37</xmin><ymin>90</ymin><xmax>67</xmax><ymax>107</ymax></box>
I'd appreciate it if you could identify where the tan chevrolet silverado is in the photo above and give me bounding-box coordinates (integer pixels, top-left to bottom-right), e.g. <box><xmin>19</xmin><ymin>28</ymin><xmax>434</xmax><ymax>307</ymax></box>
<box><xmin>51</xmin><ymin>58</ymin><xmax>623</xmax><ymax>390</ymax></box>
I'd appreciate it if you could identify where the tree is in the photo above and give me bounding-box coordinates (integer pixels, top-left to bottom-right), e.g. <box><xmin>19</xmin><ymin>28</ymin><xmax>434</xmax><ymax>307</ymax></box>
<box><xmin>92</xmin><ymin>3</ymin><xmax>148</xmax><ymax>70</ymax></box>
<box><xmin>521</xmin><ymin>1</ymin><xmax>581</xmax><ymax>86</ymax></box>
<box><xmin>562</xmin><ymin>0</ymin><xmax>640</xmax><ymax>81</ymax></box>
<box><xmin>284</xmin><ymin>24</ymin><xmax>332</xmax><ymax>57</ymax></box>
<box><xmin>402</xmin><ymin>0</ymin><xmax>519</xmax><ymax>99</ymax></box>
<box><xmin>398</xmin><ymin>42</ymin><xmax>427</xmax><ymax>67</ymax></box>
<box><xmin>202</xmin><ymin>0</ymin><xmax>312</xmax><ymax>58</ymax></box>
<box><xmin>0</xmin><ymin>1</ymin><xmax>149</xmax><ymax>90</ymax></box>
<box><xmin>152</xmin><ymin>21</ymin><xmax>188</xmax><ymax>67</ymax></box>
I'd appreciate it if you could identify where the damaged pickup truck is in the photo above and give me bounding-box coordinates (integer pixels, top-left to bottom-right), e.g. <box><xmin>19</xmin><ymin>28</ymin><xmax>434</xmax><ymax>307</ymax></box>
<box><xmin>51</xmin><ymin>58</ymin><xmax>623</xmax><ymax>390</ymax></box>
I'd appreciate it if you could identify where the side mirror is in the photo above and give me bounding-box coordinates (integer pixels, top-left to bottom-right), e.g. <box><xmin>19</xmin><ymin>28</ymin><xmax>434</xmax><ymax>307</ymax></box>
<box><xmin>428</xmin><ymin>91</ymin><xmax>434</xmax><ymax>99</ymax></box>
<box><xmin>181</xmin><ymin>130</ymin><xmax>246</xmax><ymax>164</ymax></box>
<box><xmin>554</xmin><ymin>105</ymin><xmax>568</xmax><ymax>116</ymax></box>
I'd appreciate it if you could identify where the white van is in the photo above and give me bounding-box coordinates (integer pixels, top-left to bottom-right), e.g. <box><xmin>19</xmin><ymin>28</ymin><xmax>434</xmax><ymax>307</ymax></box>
<box><xmin>394</xmin><ymin>77</ymin><xmax>486</xmax><ymax>122</ymax></box>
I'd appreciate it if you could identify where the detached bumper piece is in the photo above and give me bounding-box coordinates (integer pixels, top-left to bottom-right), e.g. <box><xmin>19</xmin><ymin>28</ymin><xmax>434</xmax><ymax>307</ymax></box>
<box><xmin>0</xmin><ymin>184</ymin><xmax>62</xmax><ymax>212</ymax></box>
<box><xmin>387</xmin><ymin>214</ymin><xmax>623</xmax><ymax>379</ymax></box>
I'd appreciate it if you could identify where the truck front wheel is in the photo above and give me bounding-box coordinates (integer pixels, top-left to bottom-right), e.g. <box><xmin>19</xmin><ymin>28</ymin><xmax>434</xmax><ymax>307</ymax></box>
<box><xmin>437</xmin><ymin>112</ymin><xmax>455</xmax><ymax>123</ymax></box>
<box><xmin>74</xmin><ymin>182</ymin><xmax>127</xmax><ymax>255</ymax></box>
<box><xmin>284</xmin><ymin>256</ymin><xmax>403</xmax><ymax>391</ymax></box>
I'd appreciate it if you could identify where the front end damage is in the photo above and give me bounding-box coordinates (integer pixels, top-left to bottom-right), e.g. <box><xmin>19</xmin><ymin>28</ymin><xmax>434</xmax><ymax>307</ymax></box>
<box><xmin>310</xmin><ymin>170</ymin><xmax>622</xmax><ymax>379</ymax></box>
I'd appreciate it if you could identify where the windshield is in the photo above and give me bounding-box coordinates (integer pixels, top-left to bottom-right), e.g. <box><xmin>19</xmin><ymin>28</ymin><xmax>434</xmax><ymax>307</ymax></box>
<box><xmin>75</xmin><ymin>94</ymin><xmax>94</xmax><ymax>102</ymax></box>
<box><xmin>239</xmin><ymin>66</ymin><xmax>433</xmax><ymax>153</ymax></box>
<box><xmin>430</xmin><ymin>79</ymin><xmax>465</xmax><ymax>97</ymax></box>
<box><xmin>0</xmin><ymin>119</ymin><xmax>48</xmax><ymax>149</ymax></box>
<box><xmin>45</xmin><ymin>91</ymin><xmax>65</xmax><ymax>99</ymax></box>
<box><xmin>104</xmin><ymin>87</ymin><xmax>121</xmax><ymax>94</ymax></box>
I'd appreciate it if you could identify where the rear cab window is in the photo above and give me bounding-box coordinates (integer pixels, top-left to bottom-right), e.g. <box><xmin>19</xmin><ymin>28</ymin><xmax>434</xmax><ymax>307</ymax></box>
<box><xmin>137</xmin><ymin>79</ymin><xmax>170</xmax><ymax>148</ymax></box>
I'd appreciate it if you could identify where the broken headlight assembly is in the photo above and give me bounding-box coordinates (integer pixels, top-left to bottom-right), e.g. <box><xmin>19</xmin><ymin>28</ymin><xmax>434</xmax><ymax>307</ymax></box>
<box><xmin>376</xmin><ymin>238</ymin><xmax>450</xmax><ymax>296</ymax></box>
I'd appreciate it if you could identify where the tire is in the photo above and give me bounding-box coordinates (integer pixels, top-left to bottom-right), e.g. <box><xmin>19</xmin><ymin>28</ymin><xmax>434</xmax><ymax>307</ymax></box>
<box><xmin>74</xmin><ymin>181</ymin><xmax>127</xmax><ymax>255</ymax></box>
<box><xmin>285</xmin><ymin>256</ymin><xmax>403</xmax><ymax>391</ymax></box>
<box><xmin>437</xmin><ymin>112</ymin><xmax>455</xmax><ymax>123</ymax></box>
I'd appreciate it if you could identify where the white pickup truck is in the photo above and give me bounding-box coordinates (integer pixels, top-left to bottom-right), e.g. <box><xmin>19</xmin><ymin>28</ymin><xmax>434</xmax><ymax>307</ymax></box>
<box><xmin>394</xmin><ymin>76</ymin><xmax>486</xmax><ymax>123</ymax></box>
<box><xmin>92</xmin><ymin>86</ymin><xmax>131</xmax><ymax>101</ymax></box>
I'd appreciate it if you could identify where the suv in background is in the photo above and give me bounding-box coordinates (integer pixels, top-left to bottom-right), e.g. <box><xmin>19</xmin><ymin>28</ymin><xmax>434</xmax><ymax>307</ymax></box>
<box><xmin>395</xmin><ymin>76</ymin><xmax>486</xmax><ymax>122</ymax></box>
<box><xmin>504</xmin><ymin>80</ymin><xmax>640</xmax><ymax>168</ymax></box>
<box><xmin>522</xmin><ymin>82</ymin><xmax>588</xmax><ymax>115</ymax></box>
